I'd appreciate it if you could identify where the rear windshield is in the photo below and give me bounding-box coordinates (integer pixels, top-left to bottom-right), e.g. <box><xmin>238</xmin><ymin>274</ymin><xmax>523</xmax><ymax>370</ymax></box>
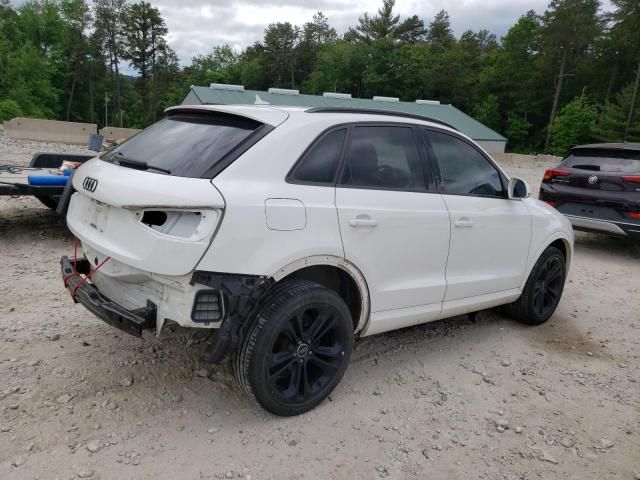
<box><xmin>561</xmin><ymin>149</ymin><xmax>640</xmax><ymax>173</ymax></box>
<box><xmin>101</xmin><ymin>112</ymin><xmax>262</xmax><ymax>178</ymax></box>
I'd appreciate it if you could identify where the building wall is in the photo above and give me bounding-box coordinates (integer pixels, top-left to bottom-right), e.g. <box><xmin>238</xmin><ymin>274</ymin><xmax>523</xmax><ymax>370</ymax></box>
<box><xmin>476</xmin><ymin>140</ymin><xmax>507</xmax><ymax>154</ymax></box>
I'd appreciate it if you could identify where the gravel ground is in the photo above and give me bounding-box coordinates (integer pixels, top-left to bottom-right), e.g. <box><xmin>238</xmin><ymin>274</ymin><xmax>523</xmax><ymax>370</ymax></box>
<box><xmin>1</xmin><ymin>134</ymin><xmax>639</xmax><ymax>480</ymax></box>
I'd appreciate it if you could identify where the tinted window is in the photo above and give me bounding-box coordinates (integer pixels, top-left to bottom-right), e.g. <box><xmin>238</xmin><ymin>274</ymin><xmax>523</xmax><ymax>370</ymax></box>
<box><xmin>101</xmin><ymin>113</ymin><xmax>261</xmax><ymax>178</ymax></box>
<box><xmin>425</xmin><ymin>130</ymin><xmax>504</xmax><ymax>197</ymax></box>
<box><xmin>339</xmin><ymin>126</ymin><xmax>426</xmax><ymax>191</ymax></box>
<box><xmin>291</xmin><ymin>129</ymin><xmax>346</xmax><ymax>183</ymax></box>
<box><xmin>561</xmin><ymin>149</ymin><xmax>640</xmax><ymax>173</ymax></box>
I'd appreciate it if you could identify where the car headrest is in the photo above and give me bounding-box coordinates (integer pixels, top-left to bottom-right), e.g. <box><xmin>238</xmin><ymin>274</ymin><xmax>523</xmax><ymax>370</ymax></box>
<box><xmin>349</xmin><ymin>140</ymin><xmax>378</xmax><ymax>185</ymax></box>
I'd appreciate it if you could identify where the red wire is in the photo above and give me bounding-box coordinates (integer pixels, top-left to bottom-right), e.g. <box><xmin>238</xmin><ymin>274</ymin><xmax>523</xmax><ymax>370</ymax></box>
<box><xmin>64</xmin><ymin>237</ymin><xmax>81</xmax><ymax>288</ymax></box>
<box><xmin>65</xmin><ymin>236</ymin><xmax>111</xmax><ymax>299</ymax></box>
<box><xmin>71</xmin><ymin>255</ymin><xmax>111</xmax><ymax>299</ymax></box>
<box><xmin>63</xmin><ymin>271</ymin><xmax>80</xmax><ymax>288</ymax></box>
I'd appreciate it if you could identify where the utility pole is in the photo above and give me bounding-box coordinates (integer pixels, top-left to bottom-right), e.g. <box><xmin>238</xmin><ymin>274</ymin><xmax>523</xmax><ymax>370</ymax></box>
<box><xmin>104</xmin><ymin>92</ymin><xmax>109</xmax><ymax>127</ymax></box>
<box><xmin>624</xmin><ymin>59</ymin><xmax>640</xmax><ymax>142</ymax></box>
<box><xmin>544</xmin><ymin>47</ymin><xmax>568</xmax><ymax>154</ymax></box>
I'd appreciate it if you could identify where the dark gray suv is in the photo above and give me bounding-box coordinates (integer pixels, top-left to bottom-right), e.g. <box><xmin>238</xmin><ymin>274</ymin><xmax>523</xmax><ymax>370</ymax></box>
<box><xmin>539</xmin><ymin>143</ymin><xmax>640</xmax><ymax>238</ymax></box>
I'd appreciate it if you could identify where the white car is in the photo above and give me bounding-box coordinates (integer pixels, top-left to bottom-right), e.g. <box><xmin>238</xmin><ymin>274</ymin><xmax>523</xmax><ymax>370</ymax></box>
<box><xmin>61</xmin><ymin>105</ymin><xmax>574</xmax><ymax>415</ymax></box>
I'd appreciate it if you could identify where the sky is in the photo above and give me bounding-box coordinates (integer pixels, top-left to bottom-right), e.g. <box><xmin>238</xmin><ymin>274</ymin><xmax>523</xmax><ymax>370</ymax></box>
<box><xmin>11</xmin><ymin>0</ymin><xmax>614</xmax><ymax>65</ymax></box>
<box><xmin>154</xmin><ymin>0</ymin><xmax>554</xmax><ymax>63</ymax></box>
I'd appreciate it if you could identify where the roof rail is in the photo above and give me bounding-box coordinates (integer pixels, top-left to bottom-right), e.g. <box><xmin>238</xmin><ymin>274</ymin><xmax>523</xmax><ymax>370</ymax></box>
<box><xmin>305</xmin><ymin>107</ymin><xmax>457</xmax><ymax>130</ymax></box>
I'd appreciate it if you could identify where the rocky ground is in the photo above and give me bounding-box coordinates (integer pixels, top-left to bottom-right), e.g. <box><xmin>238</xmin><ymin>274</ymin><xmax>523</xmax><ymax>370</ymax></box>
<box><xmin>1</xmin><ymin>135</ymin><xmax>639</xmax><ymax>480</ymax></box>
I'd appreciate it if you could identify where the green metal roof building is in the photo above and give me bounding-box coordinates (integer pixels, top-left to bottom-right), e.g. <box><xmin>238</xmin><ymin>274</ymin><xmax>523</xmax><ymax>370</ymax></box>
<box><xmin>182</xmin><ymin>84</ymin><xmax>507</xmax><ymax>153</ymax></box>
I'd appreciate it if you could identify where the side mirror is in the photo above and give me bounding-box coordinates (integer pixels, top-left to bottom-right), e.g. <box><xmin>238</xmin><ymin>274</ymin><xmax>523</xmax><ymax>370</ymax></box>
<box><xmin>508</xmin><ymin>177</ymin><xmax>530</xmax><ymax>200</ymax></box>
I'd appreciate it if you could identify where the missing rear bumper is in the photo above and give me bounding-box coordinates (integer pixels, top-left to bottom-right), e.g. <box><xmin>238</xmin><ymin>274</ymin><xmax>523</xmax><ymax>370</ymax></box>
<box><xmin>60</xmin><ymin>255</ymin><xmax>157</xmax><ymax>337</ymax></box>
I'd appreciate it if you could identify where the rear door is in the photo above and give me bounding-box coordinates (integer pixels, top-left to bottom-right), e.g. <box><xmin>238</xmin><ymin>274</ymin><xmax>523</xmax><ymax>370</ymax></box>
<box><xmin>422</xmin><ymin>128</ymin><xmax>531</xmax><ymax>301</ymax></box>
<box><xmin>335</xmin><ymin>124</ymin><xmax>450</xmax><ymax>315</ymax></box>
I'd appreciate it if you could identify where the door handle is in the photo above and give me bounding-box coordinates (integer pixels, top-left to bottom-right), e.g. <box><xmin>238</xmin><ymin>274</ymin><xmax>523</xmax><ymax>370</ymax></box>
<box><xmin>349</xmin><ymin>216</ymin><xmax>378</xmax><ymax>228</ymax></box>
<box><xmin>454</xmin><ymin>217</ymin><xmax>474</xmax><ymax>228</ymax></box>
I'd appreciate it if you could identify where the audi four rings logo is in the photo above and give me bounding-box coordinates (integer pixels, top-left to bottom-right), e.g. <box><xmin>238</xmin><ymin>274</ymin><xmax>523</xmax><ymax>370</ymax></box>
<box><xmin>588</xmin><ymin>175</ymin><xmax>598</xmax><ymax>184</ymax></box>
<box><xmin>82</xmin><ymin>176</ymin><xmax>98</xmax><ymax>192</ymax></box>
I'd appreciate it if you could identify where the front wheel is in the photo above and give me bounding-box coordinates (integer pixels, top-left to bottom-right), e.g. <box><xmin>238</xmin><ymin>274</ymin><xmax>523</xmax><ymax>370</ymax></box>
<box><xmin>233</xmin><ymin>280</ymin><xmax>353</xmax><ymax>416</ymax></box>
<box><xmin>505</xmin><ymin>246</ymin><xmax>566</xmax><ymax>325</ymax></box>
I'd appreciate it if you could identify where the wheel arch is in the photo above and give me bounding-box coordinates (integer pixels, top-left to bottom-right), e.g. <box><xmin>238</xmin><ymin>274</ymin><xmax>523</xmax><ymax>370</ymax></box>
<box><xmin>522</xmin><ymin>232</ymin><xmax>573</xmax><ymax>290</ymax></box>
<box><xmin>271</xmin><ymin>255</ymin><xmax>370</xmax><ymax>335</ymax></box>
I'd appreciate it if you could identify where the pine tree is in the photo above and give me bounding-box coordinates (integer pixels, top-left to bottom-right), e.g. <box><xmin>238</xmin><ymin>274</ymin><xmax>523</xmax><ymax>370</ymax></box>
<box><xmin>593</xmin><ymin>84</ymin><xmax>640</xmax><ymax>141</ymax></box>
<box><xmin>541</xmin><ymin>0</ymin><xmax>602</xmax><ymax>152</ymax></box>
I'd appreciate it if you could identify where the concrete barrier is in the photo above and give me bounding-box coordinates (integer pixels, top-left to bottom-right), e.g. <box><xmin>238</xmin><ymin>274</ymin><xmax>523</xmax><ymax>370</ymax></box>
<box><xmin>5</xmin><ymin>117</ymin><xmax>97</xmax><ymax>144</ymax></box>
<box><xmin>99</xmin><ymin>127</ymin><xmax>141</xmax><ymax>141</ymax></box>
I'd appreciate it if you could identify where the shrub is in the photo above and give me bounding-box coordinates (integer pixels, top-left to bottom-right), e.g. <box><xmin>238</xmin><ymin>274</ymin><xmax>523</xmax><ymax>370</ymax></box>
<box><xmin>0</xmin><ymin>99</ymin><xmax>22</xmax><ymax>123</ymax></box>
<box><xmin>550</xmin><ymin>97</ymin><xmax>598</xmax><ymax>156</ymax></box>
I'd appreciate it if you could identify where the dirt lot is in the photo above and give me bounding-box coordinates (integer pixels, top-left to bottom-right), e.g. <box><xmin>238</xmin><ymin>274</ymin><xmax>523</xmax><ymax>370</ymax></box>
<box><xmin>1</xmin><ymin>134</ymin><xmax>639</xmax><ymax>480</ymax></box>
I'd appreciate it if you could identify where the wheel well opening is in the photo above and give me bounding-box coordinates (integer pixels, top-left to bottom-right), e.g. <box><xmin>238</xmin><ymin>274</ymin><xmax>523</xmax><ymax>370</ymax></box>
<box><xmin>282</xmin><ymin>265</ymin><xmax>362</xmax><ymax>331</ymax></box>
<box><xmin>549</xmin><ymin>239</ymin><xmax>567</xmax><ymax>259</ymax></box>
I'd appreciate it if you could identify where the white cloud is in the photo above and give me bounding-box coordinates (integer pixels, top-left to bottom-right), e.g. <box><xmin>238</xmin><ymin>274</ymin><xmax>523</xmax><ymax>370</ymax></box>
<box><xmin>151</xmin><ymin>0</ymin><xmax>557</xmax><ymax>63</ymax></box>
<box><xmin>10</xmin><ymin>0</ymin><xmax>614</xmax><ymax>65</ymax></box>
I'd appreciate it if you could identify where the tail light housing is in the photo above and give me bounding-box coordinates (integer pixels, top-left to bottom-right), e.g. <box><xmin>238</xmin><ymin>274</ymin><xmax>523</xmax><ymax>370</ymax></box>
<box><xmin>626</xmin><ymin>212</ymin><xmax>640</xmax><ymax>219</ymax></box>
<box><xmin>543</xmin><ymin>169</ymin><xmax>571</xmax><ymax>181</ymax></box>
<box><xmin>622</xmin><ymin>176</ymin><xmax>640</xmax><ymax>183</ymax></box>
<box><xmin>544</xmin><ymin>200</ymin><xmax>557</xmax><ymax>207</ymax></box>
<box><xmin>137</xmin><ymin>209</ymin><xmax>220</xmax><ymax>241</ymax></box>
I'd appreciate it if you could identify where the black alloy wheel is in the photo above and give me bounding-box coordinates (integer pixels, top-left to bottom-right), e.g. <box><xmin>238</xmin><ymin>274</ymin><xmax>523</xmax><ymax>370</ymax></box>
<box><xmin>233</xmin><ymin>280</ymin><xmax>353</xmax><ymax>416</ymax></box>
<box><xmin>505</xmin><ymin>245</ymin><xmax>566</xmax><ymax>325</ymax></box>
<box><xmin>267</xmin><ymin>305</ymin><xmax>345</xmax><ymax>404</ymax></box>
<box><xmin>532</xmin><ymin>255</ymin><xmax>564</xmax><ymax>318</ymax></box>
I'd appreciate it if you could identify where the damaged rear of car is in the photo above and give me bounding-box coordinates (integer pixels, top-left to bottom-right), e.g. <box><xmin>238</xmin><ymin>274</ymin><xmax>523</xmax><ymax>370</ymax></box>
<box><xmin>62</xmin><ymin>104</ymin><xmax>573</xmax><ymax>416</ymax></box>
<box><xmin>62</xmin><ymin>106</ymin><xmax>281</xmax><ymax>345</ymax></box>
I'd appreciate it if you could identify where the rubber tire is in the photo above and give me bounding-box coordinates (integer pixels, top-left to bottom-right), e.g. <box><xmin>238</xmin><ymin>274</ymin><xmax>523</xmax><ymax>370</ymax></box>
<box><xmin>233</xmin><ymin>279</ymin><xmax>354</xmax><ymax>416</ymax></box>
<box><xmin>505</xmin><ymin>246</ymin><xmax>566</xmax><ymax>325</ymax></box>
<box><xmin>35</xmin><ymin>195</ymin><xmax>59</xmax><ymax>210</ymax></box>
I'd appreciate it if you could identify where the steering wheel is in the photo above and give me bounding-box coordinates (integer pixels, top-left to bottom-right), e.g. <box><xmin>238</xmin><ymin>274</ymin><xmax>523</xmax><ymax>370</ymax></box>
<box><xmin>374</xmin><ymin>165</ymin><xmax>411</xmax><ymax>188</ymax></box>
<box><xmin>469</xmin><ymin>183</ymin><xmax>496</xmax><ymax>196</ymax></box>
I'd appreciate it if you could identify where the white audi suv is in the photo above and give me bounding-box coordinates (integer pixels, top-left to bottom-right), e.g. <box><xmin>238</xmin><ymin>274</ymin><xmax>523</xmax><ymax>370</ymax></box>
<box><xmin>61</xmin><ymin>105</ymin><xmax>574</xmax><ymax>415</ymax></box>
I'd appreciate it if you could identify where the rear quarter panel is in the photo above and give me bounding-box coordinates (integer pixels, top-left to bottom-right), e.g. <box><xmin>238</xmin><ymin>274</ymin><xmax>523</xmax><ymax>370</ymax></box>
<box><xmin>196</xmin><ymin>118</ymin><xmax>346</xmax><ymax>276</ymax></box>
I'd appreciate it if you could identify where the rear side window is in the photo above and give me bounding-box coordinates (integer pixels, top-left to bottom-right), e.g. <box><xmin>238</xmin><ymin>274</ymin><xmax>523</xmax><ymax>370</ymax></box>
<box><xmin>101</xmin><ymin>113</ymin><xmax>262</xmax><ymax>178</ymax></box>
<box><xmin>289</xmin><ymin>129</ymin><xmax>346</xmax><ymax>184</ymax></box>
<box><xmin>562</xmin><ymin>149</ymin><xmax>640</xmax><ymax>173</ymax></box>
<box><xmin>424</xmin><ymin>130</ymin><xmax>504</xmax><ymax>198</ymax></box>
<box><xmin>339</xmin><ymin>126</ymin><xmax>426</xmax><ymax>191</ymax></box>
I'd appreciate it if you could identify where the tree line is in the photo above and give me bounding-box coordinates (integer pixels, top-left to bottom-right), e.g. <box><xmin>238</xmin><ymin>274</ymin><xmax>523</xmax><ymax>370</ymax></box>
<box><xmin>1</xmin><ymin>0</ymin><xmax>639</xmax><ymax>155</ymax></box>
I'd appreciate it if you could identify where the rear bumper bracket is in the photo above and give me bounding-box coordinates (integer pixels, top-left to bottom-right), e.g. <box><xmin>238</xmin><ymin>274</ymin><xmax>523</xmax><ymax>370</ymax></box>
<box><xmin>60</xmin><ymin>255</ymin><xmax>157</xmax><ymax>337</ymax></box>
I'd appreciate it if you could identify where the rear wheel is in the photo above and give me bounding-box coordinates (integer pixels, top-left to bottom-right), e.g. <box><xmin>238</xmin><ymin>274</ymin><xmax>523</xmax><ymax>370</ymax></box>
<box><xmin>233</xmin><ymin>280</ymin><xmax>353</xmax><ymax>416</ymax></box>
<box><xmin>505</xmin><ymin>246</ymin><xmax>566</xmax><ymax>325</ymax></box>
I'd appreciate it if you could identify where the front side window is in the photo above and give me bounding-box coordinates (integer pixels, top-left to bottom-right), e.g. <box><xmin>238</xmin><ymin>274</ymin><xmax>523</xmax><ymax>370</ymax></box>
<box><xmin>424</xmin><ymin>130</ymin><xmax>504</xmax><ymax>198</ymax></box>
<box><xmin>339</xmin><ymin>126</ymin><xmax>426</xmax><ymax>191</ymax></box>
<box><xmin>290</xmin><ymin>129</ymin><xmax>346</xmax><ymax>184</ymax></box>
<box><xmin>101</xmin><ymin>112</ymin><xmax>262</xmax><ymax>178</ymax></box>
